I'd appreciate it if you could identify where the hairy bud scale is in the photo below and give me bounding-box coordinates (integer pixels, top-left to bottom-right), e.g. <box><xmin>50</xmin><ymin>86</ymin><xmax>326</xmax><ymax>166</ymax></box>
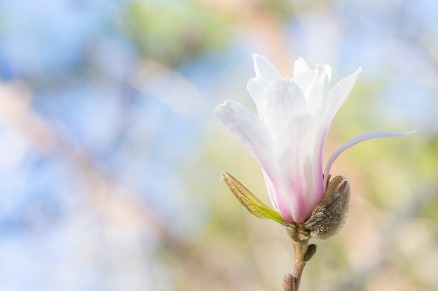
<box><xmin>302</xmin><ymin>176</ymin><xmax>350</xmax><ymax>239</ymax></box>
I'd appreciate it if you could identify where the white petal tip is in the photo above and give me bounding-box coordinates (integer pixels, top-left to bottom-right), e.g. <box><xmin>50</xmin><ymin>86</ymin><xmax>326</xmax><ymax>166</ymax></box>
<box><xmin>252</xmin><ymin>54</ymin><xmax>270</xmax><ymax>65</ymax></box>
<box><xmin>252</xmin><ymin>53</ymin><xmax>263</xmax><ymax>60</ymax></box>
<box><xmin>293</xmin><ymin>57</ymin><xmax>310</xmax><ymax>75</ymax></box>
<box><xmin>213</xmin><ymin>101</ymin><xmax>231</xmax><ymax>117</ymax></box>
<box><xmin>251</xmin><ymin>54</ymin><xmax>281</xmax><ymax>80</ymax></box>
<box><xmin>214</xmin><ymin>100</ymin><xmax>233</xmax><ymax>109</ymax></box>
<box><xmin>213</xmin><ymin>103</ymin><xmax>223</xmax><ymax>113</ymax></box>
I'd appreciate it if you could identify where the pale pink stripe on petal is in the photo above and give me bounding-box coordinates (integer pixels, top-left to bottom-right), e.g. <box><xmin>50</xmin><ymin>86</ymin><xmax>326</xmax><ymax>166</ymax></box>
<box><xmin>275</xmin><ymin>114</ymin><xmax>319</xmax><ymax>223</ymax></box>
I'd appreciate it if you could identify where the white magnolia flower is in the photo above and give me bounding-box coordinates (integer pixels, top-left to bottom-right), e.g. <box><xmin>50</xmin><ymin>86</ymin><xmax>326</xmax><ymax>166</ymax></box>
<box><xmin>215</xmin><ymin>54</ymin><xmax>412</xmax><ymax>224</ymax></box>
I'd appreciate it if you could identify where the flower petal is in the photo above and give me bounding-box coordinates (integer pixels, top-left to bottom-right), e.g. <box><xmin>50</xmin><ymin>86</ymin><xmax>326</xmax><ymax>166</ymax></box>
<box><xmin>309</xmin><ymin>125</ymin><xmax>327</xmax><ymax>209</ymax></box>
<box><xmin>275</xmin><ymin>114</ymin><xmax>319</xmax><ymax>223</ymax></box>
<box><xmin>252</xmin><ymin>54</ymin><xmax>281</xmax><ymax>81</ymax></box>
<box><xmin>304</xmin><ymin>65</ymin><xmax>329</xmax><ymax>119</ymax></box>
<box><xmin>292</xmin><ymin>70</ymin><xmax>315</xmax><ymax>94</ymax></box>
<box><xmin>323</xmin><ymin>64</ymin><xmax>332</xmax><ymax>81</ymax></box>
<box><xmin>315</xmin><ymin>68</ymin><xmax>363</xmax><ymax>183</ymax></box>
<box><xmin>262</xmin><ymin>79</ymin><xmax>309</xmax><ymax>142</ymax></box>
<box><xmin>322</xmin><ymin>68</ymin><xmax>362</xmax><ymax>127</ymax></box>
<box><xmin>214</xmin><ymin>100</ymin><xmax>282</xmax><ymax>209</ymax></box>
<box><xmin>294</xmin><ymin>57</ymin><xmax>309</xmax><ymax>75</ymax></box>
<box><xmin>323</xmin><ymin>130</ymin><xmax>416</xmax><ymax>186</ymax></box>
<box><xmin>247</xmin><ymin>77</ymin><xmax>267</xmax><ymax>120</ymax></box>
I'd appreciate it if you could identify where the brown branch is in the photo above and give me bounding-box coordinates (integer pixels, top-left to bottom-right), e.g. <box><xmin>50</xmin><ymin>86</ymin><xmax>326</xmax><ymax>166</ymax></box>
<box><xmin>283</xmin><ymin>225</ymin><xmax>315</xmax><ymax>291</ymax></box>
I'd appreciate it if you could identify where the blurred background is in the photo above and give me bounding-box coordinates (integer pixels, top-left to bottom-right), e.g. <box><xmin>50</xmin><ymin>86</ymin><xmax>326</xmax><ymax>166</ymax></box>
<box><xmin>0</xmin><ymin>0</ymin><xmax>436</xmax><ymax>290</ymax></box>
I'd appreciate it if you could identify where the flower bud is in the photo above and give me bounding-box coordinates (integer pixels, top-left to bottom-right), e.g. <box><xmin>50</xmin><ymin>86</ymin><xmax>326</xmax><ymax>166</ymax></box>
<box><xmin>303</xmin><ymin>176</ymin><xmax>350</xmax><ymax>239</ymax></box>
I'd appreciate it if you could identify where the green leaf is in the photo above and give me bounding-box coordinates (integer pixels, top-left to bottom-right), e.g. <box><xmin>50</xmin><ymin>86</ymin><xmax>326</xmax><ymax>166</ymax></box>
<box><xmin>222</xmin><ymin>172</ymin><xmax>290</xmax><ymax>226</ymax></box>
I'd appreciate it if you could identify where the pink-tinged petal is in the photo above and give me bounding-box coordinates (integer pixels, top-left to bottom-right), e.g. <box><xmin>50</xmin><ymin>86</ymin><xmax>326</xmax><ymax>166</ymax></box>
<box><xmin>294</xmin><ymin>57</ymin><xmax>309</xmax><ymax>75</ymax></box>
<box><xmin>304</xmin><ymin>65</ymin><xmax>329</xmax><ymax>119</ymax></box>
<box><xmin>323</xmin><ymin>130</ymin><xmax>416</xmax><ymax>186</ymax></box>
<box><xmin>252</xmin><ymin>54</ymin><xmax>282</xmax><ymax>81</ymax></box>
<box><xmin>263</xmin><ymin>79</ymin><xmax>309</xmax><ymax>142</ymax></box>
<box><xmin>275</xmin><ymin>114</ymin><xmax>319</xmax><ymax>223</ymax></box>
<box><xmin>214</xmin><ymin>100</ymin><xmax>282</xmax><ymax>209</ymax></box>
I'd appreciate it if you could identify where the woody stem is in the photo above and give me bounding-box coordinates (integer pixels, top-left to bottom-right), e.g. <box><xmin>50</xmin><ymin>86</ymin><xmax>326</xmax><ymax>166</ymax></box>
<box><xmin>283</xmin><ymin>225</ymin><xmax>315</xmax><ymax>291</ymax></box>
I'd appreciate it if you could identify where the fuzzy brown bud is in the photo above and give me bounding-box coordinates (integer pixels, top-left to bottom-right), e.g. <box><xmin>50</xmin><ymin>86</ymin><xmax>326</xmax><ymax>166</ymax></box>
<box><xmin>302</xmin><ymin>176</ymin><xmax>350</xmax><ymax>239</ymax></box>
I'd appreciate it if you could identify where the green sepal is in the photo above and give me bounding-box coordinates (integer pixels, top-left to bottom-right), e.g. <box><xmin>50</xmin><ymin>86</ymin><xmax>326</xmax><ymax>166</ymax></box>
<box><xmin>222</xmin><ymin>172</ymin><xmax>291</xmax><ymax>226</ymax></box>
